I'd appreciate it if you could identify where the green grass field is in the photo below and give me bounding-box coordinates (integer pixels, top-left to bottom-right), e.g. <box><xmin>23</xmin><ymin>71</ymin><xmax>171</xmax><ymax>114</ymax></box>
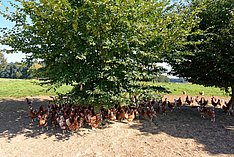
<box><xmin>140</xmin><ymin>82</ymin><xmax>229</xmax><ymax>97</ymax></box>
<box><xmin>0</xmin><ymin>78</ymin><xmax>72</xmax><ymax>99</ymax></box>
<box><xmin>0</xmin><ymin>78</ymin><xmax>229</xmax><ymax>99</ymax></box>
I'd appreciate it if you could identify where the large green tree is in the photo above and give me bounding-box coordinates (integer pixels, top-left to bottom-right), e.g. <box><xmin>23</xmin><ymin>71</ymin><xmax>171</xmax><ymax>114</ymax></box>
<box><xmin>167</xmin><ymin>0</ymin><xmax>234</xmax><ymax>105</ymax></box>
<box><xmin>0</xmin><ymin>0</ymin><xmax>176</xmax><ymax>106</ymax></box>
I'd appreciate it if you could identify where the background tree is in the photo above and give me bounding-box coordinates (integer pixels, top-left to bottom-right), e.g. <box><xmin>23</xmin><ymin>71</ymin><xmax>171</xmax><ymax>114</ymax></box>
<box><xmin>166</xmin><ymin>0</ymin><xmax>234</xmax><ymax>105</ymax></box>
<box><xmin>0</xmin><ymin>61</ymin><xmax>36</xmax><ymax>79</ymax></box>
<box><xmin>0</xmin><ymin>52</ymin><xmax>7</xmax><ymax>71</ymax></box>
<box><xmin>0</xmin><ymin>0</ymin><xmax>177</xmax><ymax>106</ymax></box>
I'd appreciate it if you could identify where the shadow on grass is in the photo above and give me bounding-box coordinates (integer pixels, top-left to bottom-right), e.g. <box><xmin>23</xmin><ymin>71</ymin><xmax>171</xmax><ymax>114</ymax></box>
<box><xmin>130</xmin><ymin>107</ymin><xmax>234</xmax><ymax>155</ymax></box>
<box><xmin>131</xmin><ymin>84</ymin><xmax>172</xmax><ymax>94</ymax></box>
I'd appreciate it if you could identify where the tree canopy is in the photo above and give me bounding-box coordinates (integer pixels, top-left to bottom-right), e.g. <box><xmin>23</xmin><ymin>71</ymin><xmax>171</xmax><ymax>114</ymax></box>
<box><xmin>0</xmin><ymin>0</ymin><xmax>179</xmax><ymax>106</ymax></box>
<box><xmin>167</xmin><ymin>0</ymin><xmax>234</xmax><ymax>105</ymax></box>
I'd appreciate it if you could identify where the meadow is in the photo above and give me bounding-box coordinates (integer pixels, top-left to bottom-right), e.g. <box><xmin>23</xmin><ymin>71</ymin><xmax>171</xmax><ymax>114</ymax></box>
<box><xmin>0</xmin><ymin>78</ymin><xmax>229</xmax><ymax>99</ymax></box>
<box><xmin>0</xmin><ymin>78</ymin><xmax>72</xmax><ymax>99</ymax></box>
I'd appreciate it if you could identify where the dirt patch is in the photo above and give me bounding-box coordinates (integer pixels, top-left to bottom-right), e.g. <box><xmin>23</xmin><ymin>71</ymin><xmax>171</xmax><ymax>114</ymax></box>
<box><xmin>0</xmin><ymin>97</ymin><xmax>233</xmax><ymax>157</ymax></box>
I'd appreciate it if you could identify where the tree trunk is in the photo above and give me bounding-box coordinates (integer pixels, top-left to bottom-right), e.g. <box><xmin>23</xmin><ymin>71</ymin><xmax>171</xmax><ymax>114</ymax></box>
<box><xmin>228</xmin><ymin>84</ymin><xmax>234</xmax><ymax>108</ymax></box>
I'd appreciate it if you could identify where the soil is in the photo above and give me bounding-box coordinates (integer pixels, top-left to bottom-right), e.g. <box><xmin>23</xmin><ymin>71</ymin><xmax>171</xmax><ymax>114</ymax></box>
<box><xmin>0</xmin><ymin>96</ymin><xmax>233</xmax><ymax>157</ymax></box>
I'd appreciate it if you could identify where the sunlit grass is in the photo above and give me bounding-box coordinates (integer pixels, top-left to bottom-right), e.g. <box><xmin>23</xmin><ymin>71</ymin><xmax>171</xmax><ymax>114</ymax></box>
<box><xmin>140</xmin><ymin>82</ymin><xmax>229</xmax><ymax>97</ymax></box>
<box><xmin>0</xmin><ymin>78</ymin><xmax>229</xmax><ymax>99</ymax></box>
<box><xmin>0</xmin><ymin>78</ymin><xmax>72</xmax><ymax>99</ymax></box>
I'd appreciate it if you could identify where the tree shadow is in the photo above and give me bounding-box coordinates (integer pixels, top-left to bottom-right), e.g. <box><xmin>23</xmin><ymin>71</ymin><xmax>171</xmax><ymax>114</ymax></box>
<box><xmin>0</xmin><ymin>98</ymin><xmax>233</xmax><ymax>155</ymax></box>
<box><xmin>0</xmin><ymin>98</ymin><xmax>92</xmax><ymax>142</ymax></box>
<box><xmin>130</xmin><ymin>107</ymin><xmax>234</xmax><ymax>155</ymax></box>
<box><xmin>132</xmin><ymin>84</ymin><xmax>171</xmax><ymax>94</ymax></box>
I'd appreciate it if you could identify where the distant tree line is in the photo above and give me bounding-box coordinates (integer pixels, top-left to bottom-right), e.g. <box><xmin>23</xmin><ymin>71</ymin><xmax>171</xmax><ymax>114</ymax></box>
<box><xmin>1</xmin><ymin>52</ymin><xmax>168</xmax><ymax>81</ymax></box>
<box><xmin>0</xmin><ymin>52</ymin><xmax>41</xmax><ymax>79</ymax></box>
<box><xmin>0</xmin><ymin>62</ymin><xmax>30</xmax><ymax>79</ymax></box>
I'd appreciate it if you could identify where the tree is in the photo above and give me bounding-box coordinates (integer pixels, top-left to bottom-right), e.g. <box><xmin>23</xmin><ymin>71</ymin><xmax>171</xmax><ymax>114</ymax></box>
<box><xmin>0</xmin><ymin>0</ymin><xmax>177</xmax><ymax>106</ymax></box>
<box><xmin>0</xmin><ymin>62</ymin><xmax>22</xmax><ymax>78</ymax></box>
<box><xmin>167</xmin><ymin>0</ymin><xmax>234</xmax><ymax>105</ymax></box>
<box><xmin>28</xmin><ymin>62</ymin><xmax>43</xmax><ymax>78</ymax></box>
<box><xmin>0</xmin><ymin>52</ymin><xmax>7</xmax><ymax>71</ymax></box>
<box><xmin>0</xmin><ymin>61</ymin><xmax>35</xmax><ymax>79</ymax></box>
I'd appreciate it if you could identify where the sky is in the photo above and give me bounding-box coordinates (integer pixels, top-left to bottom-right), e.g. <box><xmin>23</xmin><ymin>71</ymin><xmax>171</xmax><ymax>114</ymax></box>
<box><xmin>0</xmin><ymin>0</ymin><xmax>26</xmax><ymax>63</ymax></box>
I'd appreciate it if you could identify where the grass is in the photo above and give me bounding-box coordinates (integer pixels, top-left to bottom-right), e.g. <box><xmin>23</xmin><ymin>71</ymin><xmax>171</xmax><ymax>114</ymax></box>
<box><xmin>140</xmin><ymin>82</ymin><xmax>229</xmax><ymax>97</ymax></box>
<box><xmin>0</xmin><ymin>78</ymin><xmax>72</xmax><ymax>99</ymax></box>
<box><xmin>0</xmin><ymin>78</ymin><xmax>230</xmax><ymax>99</ymax></box>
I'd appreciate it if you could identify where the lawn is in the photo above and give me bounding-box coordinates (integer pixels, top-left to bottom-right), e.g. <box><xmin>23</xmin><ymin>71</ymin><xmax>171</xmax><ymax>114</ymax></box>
<box><xmin>138</xmin><ymin>81</ymin><xmax>229</xmax><ymax>97</ymax></box>
<box><xmin>0</xmin><ymin>78</ymin><xmax>72</xmax><ymax>99</ymax></box>
<box><xmin>0</xmin><ymin>78</ymin><xmax>229</xmax><ymax>99</ymax></box>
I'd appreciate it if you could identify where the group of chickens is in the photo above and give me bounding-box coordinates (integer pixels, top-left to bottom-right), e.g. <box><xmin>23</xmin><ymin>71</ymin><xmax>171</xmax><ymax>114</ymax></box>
<box><xmin>26</xmin><ymin>97</ymin><xmax>173</xmax><ymax>132</ymax></box>
<box><xmin>27</xmin><ymin>95</ymin><xmax>233</xmax><ymax>132</ymax></box>
<box><xmin>27</xmin><ymin>98</ymin><xmax>102</xmax><ymax>132</ymax></box>
<box><xmin>184</xmin><ymin>95</ymin><xmax>233</xmax><ymax>122</ymax></box>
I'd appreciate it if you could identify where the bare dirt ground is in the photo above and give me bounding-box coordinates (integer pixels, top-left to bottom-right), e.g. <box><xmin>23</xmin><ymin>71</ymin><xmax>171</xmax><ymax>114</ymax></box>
<box><xmin>0</xmin><ymin>96</ymin><xmax>233</xmax><ymax>157</ymax></box>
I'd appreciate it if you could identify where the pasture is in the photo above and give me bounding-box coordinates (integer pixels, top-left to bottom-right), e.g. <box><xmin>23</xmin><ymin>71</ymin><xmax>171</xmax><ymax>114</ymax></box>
<box><xmin>0</xmin><ymin>78</ymin><xmax>72</xmax><ymax>99</ymax></box>
<box><xmin>0</xmin><ymin>78</ymin><xmax>229</xmax><ymax>99</ymax></box>
<box><xmin>0</xmin><ymin>78</ymin><xmax>233</xmax><ymax>157</ymax></box>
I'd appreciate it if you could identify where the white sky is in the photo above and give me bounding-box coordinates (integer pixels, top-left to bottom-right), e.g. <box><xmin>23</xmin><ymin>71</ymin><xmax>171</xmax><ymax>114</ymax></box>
<box><xmin>0</xmin><ymin>44</ymin><xmax>26</xmax><ymax>63</ymax></box>
<box><xmin>3</xmin><ymin>51</ymin><xmax>26</xmax><ymax>63</ymax></box>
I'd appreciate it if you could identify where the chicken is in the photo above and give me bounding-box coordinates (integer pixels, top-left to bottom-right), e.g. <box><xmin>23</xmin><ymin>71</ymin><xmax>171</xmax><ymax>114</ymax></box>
<box><xmin>66</xmin><ymin>115</ymin><xmax>80</xmax><ymax>131</ymax></box>
<box><xmin>28</xmin><ymin>107</ymin><xmax>38</xmax><ymax>122</ymax></box>
<box><xmin>108</xmin><ymin>109</ymin><xmax>117</xmax><ymax>121</ymax></box>
<box><xmin>146</xmin><ymin>107</ymin><xmax>156</xmax><ymax>121</ymax></box>
<box><xmin>140</xmin><ymin>107</ymin><xmax>147</xmax><ymax>119</ymax></box>
<box><xmin>117</xmin><ymin>108</ymin><xmax>126</xmax><ymax>121</ymax></box>
<box><xmin>198</xmin><ymin>97</ymin><xmax>208</xmax><ymax>106</ymax></box>
<box><xmin>194</xmin><ymin>96</ymin><xmax>200</xmax><ymax>105</ymax></box>
<box><xmin>37</xmin><ymin>105</ymin><xmax>45</xmax><ymax>116</ymax></box>
<box><xmin>222</xmin><ymin>101</ymin><xmax>233</xmax><ymax>115</ymax></box>
<box><xmin>175</xmin><ymin>97</ymin><xmax>183</xmax><ymax>109</ymax></box>
<box><xmin>26</xmin><ymin>98</ymin><xmax>32</xmax><ymax>107</ymax></box>
<box><xmin>38</xmin><ymin>111</ymin><xmax>49</xmax><ymax>130</ymax></box>
<box><xmin>133</xmin><ymin>108</ymin><xmax>139</xmax><ymax>119</ymax></box>
<box><xmin>88</xmin><ymin>113</ymin><xmax>102</xmax><ymax>130</ymax></box>
<box><xmin>168</xmin><ymin>100</ymin><xmax>176</xmax><ymax>112</ymax></box>
<box><xmin>197</xmin><ymin>106</ymin><xmax>215</xmax><ymax>122</ymax></box>
<box><xmin>185</xmin><ymin>96</ymin><xmax>194</xmax><ymax>105</ymax></box>
<box><xmin>28</xmin><ymin>105</ymin><xmax>45</xmax><ymax>122</ymax></box>
<box><xmin>161</xmin><ymin>98</ymin><xmax>167</xmax><ymax>115</ymax></box>
<box><xmin>155</xmin><ymin>100</ymin><xmax>162</xmax><ymax>113</ymax></box>
<box><xmin>127</xmin><ymin>109</ymin><xmax>135</xmax><ymax>122</ymax></box>
<box><xmin>78</xmin><ymin>116</ymin><xmax>85</xmax><ymax>128</ymax></box>
<box><xmin>57</xmin><ymin>115</ymin><xmax>68</xmax><ymax>133</ymax></box>
<box><xmin>50</xmin><ymin>110</ymin><xmax>58</xmax><ymax>126</ymax></box>
<box><xmin>100</xmin><ymin>107</ymin><xmax>109</xmax><ymax>120</ymax></box>
<box><xmin>211</xmin><ymin>97</ymin><xmax>219</xmax><ymax>107</ymax></box>
<box><xmin>26</xmin><ymin>98</ymin><xmax>40</xmax><ymax>122</ymax></box>
<box><xmin>199</xmin><ymin>91</ymin><xmax>205</xmax><ymax>96</ymax></box>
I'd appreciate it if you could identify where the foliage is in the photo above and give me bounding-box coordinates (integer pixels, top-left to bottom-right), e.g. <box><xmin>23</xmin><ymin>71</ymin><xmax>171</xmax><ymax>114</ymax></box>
<box><xmin>0</xmin><ymin>52</ymin><xmax>7</xmax><ymax>71</ymax></box>
<box><xmin>0</xmin><ymin>0</ymin><xmax>179</xmax><ymax>106</ymax></box>
<box><xmin>0</xmin><ymin>61</ymin><xmax>32</xmax><ymax>79</ymax></box>
<box><xmin>0</xmin><ymin>62</ymin><xmax>24</xmax><ymax>78</ymax></box>
<box><xmin>166</xmin><ymin>0</ymin><xmax>234</xmax><ymax>104</ymax></box>
<box><xmin>154</xmin><ymin>75</ymin><xmax>169</xmax><ymax>83</ymax></box>
<box><xmin>27</xmin><ymin>62</ymin><xmax>43</xmax><ymax>78</ymax></box>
